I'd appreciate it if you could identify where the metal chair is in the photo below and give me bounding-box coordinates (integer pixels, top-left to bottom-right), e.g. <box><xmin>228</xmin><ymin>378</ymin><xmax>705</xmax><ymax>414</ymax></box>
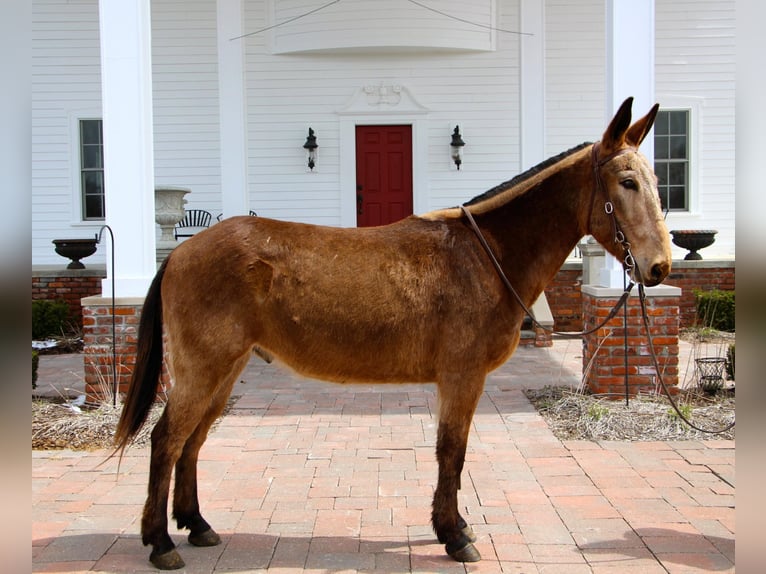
<box><xmin>174</xmin><ymin>209</ymin><xmax>212</xmax><ymax>239</ymax></box>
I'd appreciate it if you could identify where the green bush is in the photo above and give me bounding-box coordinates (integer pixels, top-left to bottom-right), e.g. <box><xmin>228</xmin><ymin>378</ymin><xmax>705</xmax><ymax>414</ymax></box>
<box><xmin>693</xmin><ymin>289</ymin><xmax>735</xmax><ymax>332</ymax></box>
<box><xmin>726</xmin><ymin>344</ymin><xmax>735</xmax><ymax>381</ymax></box>
<box><xmin>32</xmin><ymin>299</ymin><xmax>70</xmax><ymax>340</ymax></box>
<box><xmin>32</xmin><ymin>351</ymin><xmax>39</xmax><ymax>389</ymax></box>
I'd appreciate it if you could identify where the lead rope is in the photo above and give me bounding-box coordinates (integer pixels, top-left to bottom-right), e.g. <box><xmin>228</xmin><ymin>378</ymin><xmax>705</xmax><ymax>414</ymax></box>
<box><xmin>460</xmin><ymin>206</ymin><xmax>735</xmax><ymax>435</ymax></box>
<box><xmin>460</xmin><ymin>205</ymin><xmax>634</xmax><ymax>338</ymax></box>
<box><xmin>638</xmin><ymin>284</ymin><xmax>735</xmax><ymax>434</ymax></box>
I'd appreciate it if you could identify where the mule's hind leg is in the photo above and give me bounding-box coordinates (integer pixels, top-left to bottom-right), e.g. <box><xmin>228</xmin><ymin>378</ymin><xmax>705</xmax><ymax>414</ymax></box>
<box><xmin>432</xmin><ymin>372</ymin><xmax>485</xmax><ymax>562</ymax></box>
<box><xmin>143</xmin><ymin>353</ymin><xmax>251</xmax><ymax>570</ymax></box>
<box><xmin>142</xmin><ymin>403</ymin><xmax>204</xmax><ymax>570</ymax></box>
<box><xmin>172</xmin><ymin>354</ymin><xmax>251</xmax><ymax>548</ymax></box>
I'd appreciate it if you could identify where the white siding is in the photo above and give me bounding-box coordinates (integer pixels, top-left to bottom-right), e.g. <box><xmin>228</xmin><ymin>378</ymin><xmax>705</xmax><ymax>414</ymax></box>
<box><xmin>244</xmin><ymin>0</ymin><xmax>521</xmax><ymax>224</ymax></box>
<box><xmin>269</xmin><ymin>0</ymin><xmax>496</xmax><ymax>53</ymax></box>
<box><xmin>544</xmin><ymin>0</ymin><xmax>605</xmax><ymax>155</ymax></box>
<box><xmin>31</xmin><ymin>0</ymin><xmax>222</xmax><ymax>265</ymax></box>
<box><xmin>30</xmin><ymin>0</ymin><xmax>735</xmax><ymax>265</ymax></box>
<box><xmin>656</xmin><ymin>0</ymin><xmax>735</xmax><ymax>258</ymax></box>
<box><xmin>151</xmin><ymin>0</ymin><xmax>221</xmax><ymax>214</ymax></box>
<box><xmin>31</xmin><ymin>0</ymin><xmax>103</xmax><ymax>264</ymax></box>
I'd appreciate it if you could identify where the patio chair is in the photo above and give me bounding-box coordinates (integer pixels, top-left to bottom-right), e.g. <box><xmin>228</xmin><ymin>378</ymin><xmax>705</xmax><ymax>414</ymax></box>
<box><xmin>174</xmin><ymin>209</ymin><xmax>212</xmax><ymax>239</ymax></box>
<box><xmin>215</xmin><ymin>210</ymin><xmax>256</xmax><ymax>222</ymax></box>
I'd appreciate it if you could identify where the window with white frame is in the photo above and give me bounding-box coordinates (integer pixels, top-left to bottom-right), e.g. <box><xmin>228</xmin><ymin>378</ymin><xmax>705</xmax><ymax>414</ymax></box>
<box><xmin>653</xmin><ymin>109</ymin><xmax>690</xmax><ymax>212</ymax></box>
<box><xmin>80</xmin><ymin>119</ymin><xmax>105</xmax><ymax>220</ymax></box>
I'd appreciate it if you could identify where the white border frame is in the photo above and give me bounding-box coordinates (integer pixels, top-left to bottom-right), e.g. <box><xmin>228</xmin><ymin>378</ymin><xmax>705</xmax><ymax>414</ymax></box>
<box><xmin>338</xmin><ymin>117</ymin><xmax>429</xmax><ymax>228</ymax></box>
<box><xmin>656</xmin><ymin>95</ymin><xmax>703</xmax><ymax>223</ymax></box>
<box><xmin>68</xmin><ymin>109</ymin><xmax>105</xmax><ymax>227</ymax></box>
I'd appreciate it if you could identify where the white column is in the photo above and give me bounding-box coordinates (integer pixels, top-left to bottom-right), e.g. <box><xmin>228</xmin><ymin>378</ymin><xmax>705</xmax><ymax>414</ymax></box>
<box><xmin>599</xmin><ymin>0</ymin><xmax>655</xmax><ymax>287</ymax></box>
<box><xmin>98</xmin><ymin>0</ymin><xmax>156</xmax><ymax>297</ymax></box>
<box><xmin>217</xmin><ymin>0</ymin><xmax>249</xmax><ymax>218</ymax></box>
<box><xmin>519</xmin><ymin>0</ymin><xmax>545</xmax><ymax>171</ymax></box>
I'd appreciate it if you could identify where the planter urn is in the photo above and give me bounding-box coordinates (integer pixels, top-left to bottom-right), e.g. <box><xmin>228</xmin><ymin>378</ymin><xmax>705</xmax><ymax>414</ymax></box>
<box><xmin>670</xmin><ymin>229</ymin><xmax>717</xmax><ymax>260</ymax></box>
<box><xmin>155</xmin><ymin>186</ymin><xmax>190</xmax><ymax>250</ymax></box>
<box><xmin>52</xmin><ymin>238</ymin><xmax>98</xmax><ymax>269</ymax></box>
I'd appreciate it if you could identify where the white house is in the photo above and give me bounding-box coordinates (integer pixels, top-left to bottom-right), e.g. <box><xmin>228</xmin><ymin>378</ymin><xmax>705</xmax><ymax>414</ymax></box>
<box><xmin>31</xmin><ymin>0</ymin><xmax>735</xmax><ymax>295</ymax></box>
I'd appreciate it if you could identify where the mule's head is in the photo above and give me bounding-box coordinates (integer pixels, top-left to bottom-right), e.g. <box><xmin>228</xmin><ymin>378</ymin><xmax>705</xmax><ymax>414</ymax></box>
<box><xmin>588</xmin><ymin>97</ymin><xmax>672</xmax><ymax>287</ymax></box>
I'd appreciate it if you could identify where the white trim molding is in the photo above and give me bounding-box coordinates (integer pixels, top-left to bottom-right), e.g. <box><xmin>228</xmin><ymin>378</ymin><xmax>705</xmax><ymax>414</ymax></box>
<box><xmin>337</xmin><ymin>84</ymin><xmax>430</xmax><ymax>227</ymax></box>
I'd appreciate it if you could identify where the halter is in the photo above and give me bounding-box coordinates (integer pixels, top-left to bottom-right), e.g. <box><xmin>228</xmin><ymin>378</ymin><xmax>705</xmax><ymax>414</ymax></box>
<box><xmin>588</xmin><ymin>141</ymin><xmax>638</xmax><ymax>275</ymax></box>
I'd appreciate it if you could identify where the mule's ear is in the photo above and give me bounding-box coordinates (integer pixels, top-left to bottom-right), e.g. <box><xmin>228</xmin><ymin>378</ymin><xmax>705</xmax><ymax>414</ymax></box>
<box><xmin>625</xmin><ymin>103</ymin><xmax>660</xmax><ymax>147</ymax></box>
<box><xmin>601</xmin><ymin>97</ymin><xmax>633</xmax><ymax>150</ymax></box>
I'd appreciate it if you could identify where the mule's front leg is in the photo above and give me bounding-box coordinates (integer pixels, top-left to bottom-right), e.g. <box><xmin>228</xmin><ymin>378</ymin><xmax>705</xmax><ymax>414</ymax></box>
<box><xmin>431</xmin><ymin>376</ymin><xmax>484</xmax><ymax>562</ymax></box>
<box><xmin>431</xmin><ymin>420</ymin><xmax>481</xmax><ymax>562</ymax></box>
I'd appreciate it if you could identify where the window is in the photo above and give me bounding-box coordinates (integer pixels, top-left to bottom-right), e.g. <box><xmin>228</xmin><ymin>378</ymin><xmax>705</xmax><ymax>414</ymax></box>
<box><xmin>653</xmin><ymin>109</ymin><xmax>689</xmax><ymax>212</ymax></box>
<box><xmin>80</xmin><ymin>119</ymin><xmax>105</xmax><ymax>220</ymax></box>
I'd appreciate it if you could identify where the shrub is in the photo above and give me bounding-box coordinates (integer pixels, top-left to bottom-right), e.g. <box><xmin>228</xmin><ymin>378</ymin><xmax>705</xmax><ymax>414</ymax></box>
<box><xmin>693</xmin><ymin>289</ymin><xmax>735</xmax><ymax>332</ymax></box>
<box><xmin>32</xmin><ymin>299</ymin><xmax>70</xmax><ymax>340</ymax></box>
<box><xmin>33</xmin><ymin>351</ymin><xmax>39</xmax><ymax>389</ymax></box>
<box><xmin>726</xmin><ymin>344</ymin><xmax>735</xmax><ymax>381</ymax></box>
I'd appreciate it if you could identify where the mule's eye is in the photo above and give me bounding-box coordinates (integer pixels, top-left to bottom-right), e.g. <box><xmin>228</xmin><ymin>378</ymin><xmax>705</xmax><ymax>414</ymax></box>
<box><xmin>621</xmin><ymin>178</ymin><xmax>637</xmax><ymax>190</ymax></box>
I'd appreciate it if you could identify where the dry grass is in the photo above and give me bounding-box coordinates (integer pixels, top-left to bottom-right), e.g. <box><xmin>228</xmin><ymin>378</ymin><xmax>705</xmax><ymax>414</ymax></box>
<box><xmin>524</xmin><ymin>326</ymin><xmax>736</xmax><ymax>442</ymax></box>
<box><xmin>32</xmin><ymin>400</ymin><xmax>163</xmax><ymax>450</ymax></box>
<box><xmin>32</xmin><ymin>396</ymin><xmax>234</xmax><ymax>451</ymax></box>
<box><xmin>524</xmin><ymin>386</ymin><xmax>734</xmax><ymax>441</ymax></box>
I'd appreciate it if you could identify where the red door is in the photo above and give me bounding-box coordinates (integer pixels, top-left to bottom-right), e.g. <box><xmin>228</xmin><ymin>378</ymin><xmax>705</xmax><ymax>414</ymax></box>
<box><xmin>355</xmin><ymin>125</ymin><xmax>413</xmax><ymax>227</ymax></box>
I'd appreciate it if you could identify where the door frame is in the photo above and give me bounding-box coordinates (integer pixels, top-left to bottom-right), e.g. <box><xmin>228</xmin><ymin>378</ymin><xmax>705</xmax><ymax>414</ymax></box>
<box><xmin>339</xmin><ymin>115</ymin><xmax>429</xmax><ymax>227</ymax></box>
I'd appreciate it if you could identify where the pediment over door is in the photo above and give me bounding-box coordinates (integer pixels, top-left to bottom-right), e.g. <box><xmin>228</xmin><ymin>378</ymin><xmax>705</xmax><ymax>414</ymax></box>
<box><xmin>338</xmin><ymin>84</ymin><xmax>430</xmax><ymax>116</ymax></box>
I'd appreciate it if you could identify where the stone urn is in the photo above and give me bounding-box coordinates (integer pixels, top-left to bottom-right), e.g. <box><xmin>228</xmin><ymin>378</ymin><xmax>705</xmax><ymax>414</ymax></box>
<box><xmin>52</xmin><ymin>238</ymin><xmax>98</xmax><ymax>269</ymax></box>
<box><xmin>155</xmin><ymin>186</ymin><xmax>190</xmax><ymax>250</ymax></box>
<box><xmin>670</xmin><ymin>229</ymin><xmax>717</xmax><ymax>260</ymax></box>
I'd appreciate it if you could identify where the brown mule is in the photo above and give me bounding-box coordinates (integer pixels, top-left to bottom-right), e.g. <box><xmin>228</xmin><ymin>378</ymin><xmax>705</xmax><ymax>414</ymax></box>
<box><xmin>115</xmin><ymin>97</ymin><xmax>671</xmax><ymax>569</ymax></box>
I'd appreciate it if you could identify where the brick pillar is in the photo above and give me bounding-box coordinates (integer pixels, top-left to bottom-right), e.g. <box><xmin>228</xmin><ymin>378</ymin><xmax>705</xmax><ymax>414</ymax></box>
<box><xmin>581</xmin><ymin>285</ymin><xmax>681</xmax><ymax>397</ymax></box>
<box><xmin>81</xmin><ymin>295</ymin><xmax>170</xmax><ymax>404</ymax></box>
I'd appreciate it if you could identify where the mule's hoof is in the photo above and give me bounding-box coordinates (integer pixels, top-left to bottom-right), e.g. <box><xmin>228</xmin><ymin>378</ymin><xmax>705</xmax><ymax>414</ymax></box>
<box><xmin>462</xmin><ymin>524</ymin><xmax>477</xmax><ymax>543</ymax></box>
<box><xmin>149</xmin><ymin>548</ymin><xmax>185</xmax><ymax>570</ymax></box>
<box><xmin>188</xmin><ymin>527</ymin><xmax>221</xmax><ymax>547</ymax></box>
<box><xmin>447</xmin><ymin>541</ymin><xmax>482</xmax><ymax>563</ymax></box>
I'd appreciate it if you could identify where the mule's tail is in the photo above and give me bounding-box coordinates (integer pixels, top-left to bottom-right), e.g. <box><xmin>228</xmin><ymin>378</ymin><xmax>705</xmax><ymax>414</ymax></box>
<box><xmin>114</xmin><ymin>257</ymin><xmax>169</xmax><ymax>453</ymax></box>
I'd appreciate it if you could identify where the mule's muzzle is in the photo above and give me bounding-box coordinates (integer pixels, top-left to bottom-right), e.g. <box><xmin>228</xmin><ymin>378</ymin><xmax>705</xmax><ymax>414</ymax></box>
<box><xmin>632</xmin><ymin>259</ymin><xmax>670</xmax><ymax>287</ymax></box>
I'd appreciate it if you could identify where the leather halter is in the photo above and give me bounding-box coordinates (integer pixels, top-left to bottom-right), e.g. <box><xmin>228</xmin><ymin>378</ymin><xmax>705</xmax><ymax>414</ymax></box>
<box><xmin>588</xmin><ymin>141</ymin><xmax>639</xmax><ymax>273</ymax></box>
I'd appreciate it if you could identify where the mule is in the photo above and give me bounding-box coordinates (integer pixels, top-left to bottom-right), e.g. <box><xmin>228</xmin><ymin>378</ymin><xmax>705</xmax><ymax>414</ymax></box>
<box><xmin>115</xmin><ymin>97</ymin><xmax>671</xmax><ymax>569</ymax></box>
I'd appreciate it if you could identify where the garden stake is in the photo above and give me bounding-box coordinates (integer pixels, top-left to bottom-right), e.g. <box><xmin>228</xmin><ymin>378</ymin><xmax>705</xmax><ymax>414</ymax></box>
<box><xmin>95</xmin><ymin>225</ymin><xmax>117</xmax><ymax>407</ymax></box>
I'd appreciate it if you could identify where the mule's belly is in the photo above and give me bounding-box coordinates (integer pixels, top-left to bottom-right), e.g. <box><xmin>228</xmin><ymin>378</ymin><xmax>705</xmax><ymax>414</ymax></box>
<box><xmin>256</xmin><ymin>314</ymin><xmax>441</xmax><ymax>384</ymax></box>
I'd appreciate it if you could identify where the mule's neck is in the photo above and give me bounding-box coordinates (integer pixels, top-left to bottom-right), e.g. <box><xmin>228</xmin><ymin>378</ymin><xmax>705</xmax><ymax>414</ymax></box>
<box><xmin>467</xmin><ymin>145</ymin><xmax>594</xmax><ymax>307</ymax></box>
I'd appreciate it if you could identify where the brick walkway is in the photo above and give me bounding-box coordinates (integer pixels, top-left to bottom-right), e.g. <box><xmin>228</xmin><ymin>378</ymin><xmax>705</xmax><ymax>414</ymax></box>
<box><xmin>33</xmin><ymin>340</ymin><xmax>735</xmax><ymax>572</ymax></box>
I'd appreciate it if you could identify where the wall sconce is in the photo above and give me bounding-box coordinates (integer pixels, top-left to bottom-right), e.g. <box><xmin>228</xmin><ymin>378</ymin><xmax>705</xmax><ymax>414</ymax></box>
<box><xmin>303</xmin><ymin>127</ymin><xmax>318</xmax><ymax>170</ymax></box>
<box><xmin>450</xmin><ymin>125</ymin><xmax>465</xmax><ymax>170</ymax></box>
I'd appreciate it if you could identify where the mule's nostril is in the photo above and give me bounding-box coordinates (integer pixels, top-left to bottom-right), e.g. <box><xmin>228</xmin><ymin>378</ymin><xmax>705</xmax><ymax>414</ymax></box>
<box><xmin>651</xmin><ymin>263</ymin><xmax>666</xmax><ymax>281</ymax></box>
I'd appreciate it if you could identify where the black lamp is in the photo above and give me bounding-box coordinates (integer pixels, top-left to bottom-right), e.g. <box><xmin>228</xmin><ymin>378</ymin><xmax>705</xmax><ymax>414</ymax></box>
<box><xmin>303</xmin><ymin>127</ymin><xmax>318</xmax><ymax>170</ymax></box>
<box><xmin>450</xmin><ymin>125</ymin><xmax>465</xmax><ymax>170</ymax></box>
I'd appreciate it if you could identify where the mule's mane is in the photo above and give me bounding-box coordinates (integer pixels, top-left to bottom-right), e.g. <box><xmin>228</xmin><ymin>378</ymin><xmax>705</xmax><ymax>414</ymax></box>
<box><xmin>463</xmin><ymin>142</ymin><xmax>592</xmax><ymax>209</ymax></box>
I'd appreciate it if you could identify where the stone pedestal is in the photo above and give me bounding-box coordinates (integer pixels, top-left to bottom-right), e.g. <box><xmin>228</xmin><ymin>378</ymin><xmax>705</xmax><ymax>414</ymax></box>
<box><xmin>581</xmin><ymin>284</ymin><xmax>681</xmax><ymax>397</ymax></box>
<box><xmin>578</xmin><ymin>236</ymin><xmax>605</xmax><ymax>286</ymax></box>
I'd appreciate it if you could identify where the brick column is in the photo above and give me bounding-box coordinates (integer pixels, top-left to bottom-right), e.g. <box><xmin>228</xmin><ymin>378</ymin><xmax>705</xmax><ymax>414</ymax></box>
<box><xmin>581</xmin><ymin>284</ymin><xmax>681</xmax><ymax>397</ymax></box>
<box><xmin>81</xmin><ymin>296</ymin><xmax>170</xmax><ymax>404</ymax></box>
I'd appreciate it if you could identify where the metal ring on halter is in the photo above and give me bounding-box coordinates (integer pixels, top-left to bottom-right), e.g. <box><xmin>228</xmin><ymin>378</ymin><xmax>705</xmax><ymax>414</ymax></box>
<box><xmin>615</xmin><ymin>230</ymin><xmax>625</xmax><ymax>244</ymax></box>
<box><xmin>604</xmin><ymin>201</ymin><xmax>614</xmax><ymax>214</ymax></box>
<box><xmin>623</xmin><ymin>250</ymin><xmax>635</xmax><ymax>270</ymax></box>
